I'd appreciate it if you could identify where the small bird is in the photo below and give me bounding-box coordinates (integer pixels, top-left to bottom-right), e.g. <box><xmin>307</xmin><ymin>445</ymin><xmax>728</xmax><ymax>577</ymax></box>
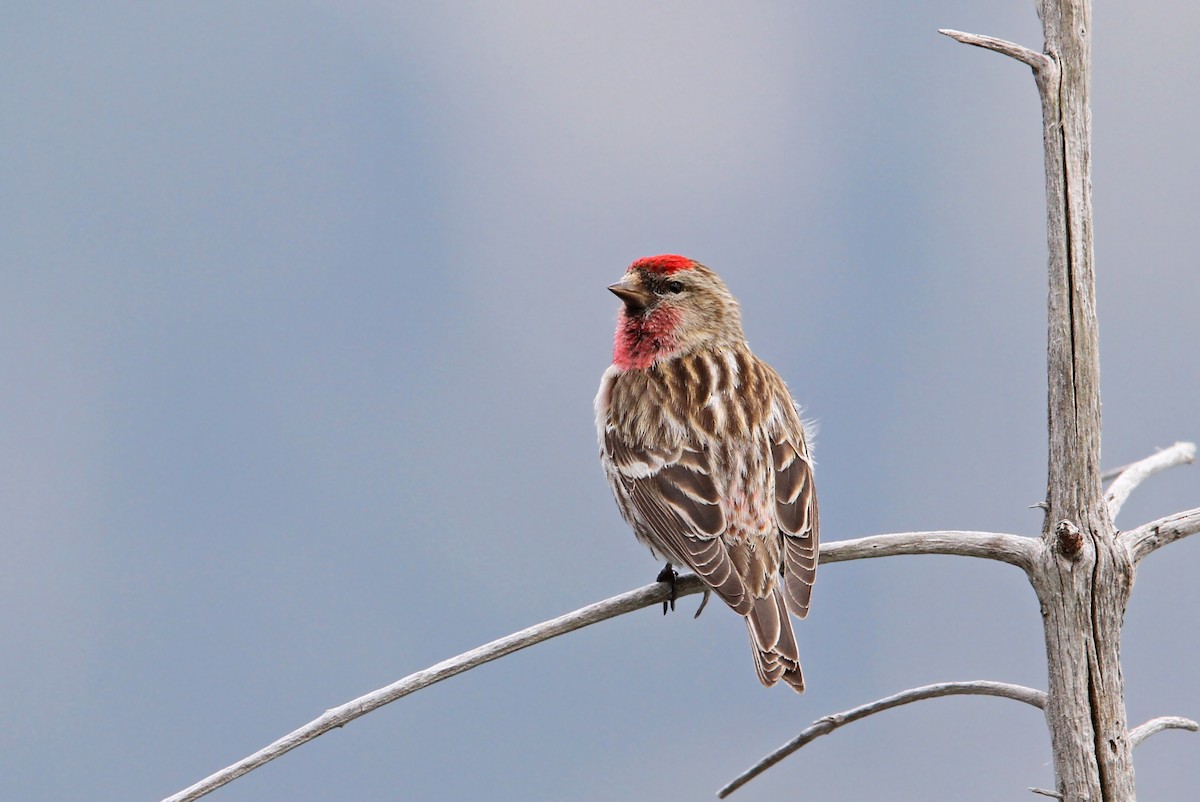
<box><xmin>595</xmin><ymin>254</ymin><xmax>818</xmax><ymax>692</ymax></box>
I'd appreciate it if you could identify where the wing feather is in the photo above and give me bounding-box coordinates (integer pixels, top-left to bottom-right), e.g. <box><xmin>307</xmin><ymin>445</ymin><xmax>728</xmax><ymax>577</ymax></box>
<box><xmin>607</xmin><ymin>421</ymin><xmax>756</xmax><ymax>616</ymax></box>
<box><xmin>769</xmin><ymin>398</ymin><xmax>820</xmax><ymax>620</ymax></box>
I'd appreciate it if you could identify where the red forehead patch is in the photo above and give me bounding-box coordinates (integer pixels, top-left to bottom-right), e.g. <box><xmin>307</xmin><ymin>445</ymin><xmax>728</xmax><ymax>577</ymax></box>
<box><xmin>629</xmin><ymin>254</ymin><xmax>695</xmax><ymax>274</ymax></box>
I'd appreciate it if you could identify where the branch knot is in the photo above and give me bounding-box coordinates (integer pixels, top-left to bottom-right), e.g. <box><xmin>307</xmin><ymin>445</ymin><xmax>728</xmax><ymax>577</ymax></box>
<box><xmin>1054</xmin><ymin>520</ymin><xmax>1083</xmax><ymax>559</ymax></box>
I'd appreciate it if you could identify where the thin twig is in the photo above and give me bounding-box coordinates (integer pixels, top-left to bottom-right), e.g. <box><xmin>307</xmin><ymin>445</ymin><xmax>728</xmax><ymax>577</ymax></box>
<box><xmin>1128</xmin><ymin>716</ymin><xmax>1199</xmax><ymax>748</ymax></box>
<box><xmin>1104</xmin><ymin>442</ymin><xmax>1195</xmax><ymax>521</ymax></box>
<box><xmin>1121</xmin><ymin>506</ymin><xmax>1200</xmax><ymax>564</ymax></box>
<box><xmin>1029</xmin><ymin>788</ymin><xmax>1064</xmax><ymax>799</ymax></box>
<box><xmin>717</xmin><ymin>681</ymin><xmax>1047</xmax><ymax>798</ymax></box>
<box><xmin>164</xmin><ymin>530</ymin><xmax>1035</xmax><ymax>801</ymax></box>
<box><xmin>1101</xmin><ymin>462</ymin><xmax>1134</xmax><ymax>483</ymax></box>
<box><xmin>938</xmin><ymin>28</ymin><xmax>1053</xmax><ymax>73</ymax></box>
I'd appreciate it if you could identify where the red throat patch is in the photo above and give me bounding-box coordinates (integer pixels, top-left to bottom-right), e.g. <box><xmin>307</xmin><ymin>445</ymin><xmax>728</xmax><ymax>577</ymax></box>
<box><xmin>630</xmin><ymin>254</ymin><xmax>695</xmax><ymax>275</ymax></box>
<box><xmin>612</xmin><ymin>305</ymin><xmax>681</xmax><ymax>370</ymax></box>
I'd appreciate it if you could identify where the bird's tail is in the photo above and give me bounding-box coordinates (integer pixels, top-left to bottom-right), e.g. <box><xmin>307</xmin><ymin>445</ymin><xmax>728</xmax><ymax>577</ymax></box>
<box><xmin>745</xmin><ymin>588</ymin><xmax>805</xmax><ymax>693</ymax></box>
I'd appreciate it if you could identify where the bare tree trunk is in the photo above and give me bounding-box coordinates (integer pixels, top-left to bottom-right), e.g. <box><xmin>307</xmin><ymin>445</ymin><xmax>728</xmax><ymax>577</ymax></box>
<box><xmin>1027</xmin><ymin>1</ymin><xmax>1136</xmax><ymax>799</ymax></box>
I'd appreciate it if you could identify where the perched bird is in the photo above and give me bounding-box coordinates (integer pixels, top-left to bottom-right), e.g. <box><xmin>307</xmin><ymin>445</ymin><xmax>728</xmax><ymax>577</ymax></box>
<box><xmin>595</xmin><ymin>254</ymin><xmax>818</xmax><ymax>692</ymax></box>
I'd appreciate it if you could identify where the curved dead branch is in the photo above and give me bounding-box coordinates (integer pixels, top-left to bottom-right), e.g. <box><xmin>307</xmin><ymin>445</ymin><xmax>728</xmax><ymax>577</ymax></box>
<box><xmin>1104</xmin><ymin>442</ymin><xmax>1195</xmax><ymax>521</ymax></box>
<box><xmin>717</xmin><ymin>681</ymin><xmax>1048</xmax><ymax>798</ymax></box>
<box><xmin>161</xmin><ymin>575</ymin><xmax>704</xmax><ymax>802</ymax></box>
<box><xmin>162</xmin><ymin>529</ymin><xmax>1038</xmax><ymax>801</ymax></box>
<box><xmin>823</xmin><ymin>530</ymin><xmax>1036</xmax><ymax>572</ymax></box>
<box><xmin>1122</xmin><ymin>506</ymin><xmax>1200</xmax><ymax>565</ymax></box>
<box><xmin>1128</xmin><ymin>716</ymin><xmax>1199</xmax><ymax>748</ymax></box>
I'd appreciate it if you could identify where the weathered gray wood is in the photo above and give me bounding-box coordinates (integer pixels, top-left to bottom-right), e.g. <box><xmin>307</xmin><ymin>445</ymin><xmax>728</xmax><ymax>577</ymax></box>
<box><xmin>1128</xmin><ymin>716</ymin><xmax>1199</xmax><ymax>749</ymax></box>
<box><xmin>1123</xmin><ymin>506</ymin><xmax>1200</xmax><ymax>565</ymax></box>
<box><xmin>717</xmin><ymin>681</ymin><xmax>1049</xmax><ymax>798</ymax></box>
<box><xmin>1025</xmin><ymin>2</ymin><xmax>1137</xmax><ymax>799</ymax></box>
<box><xmin>818</xmin><ymin>529</ymin><xmax>1036</xmax><ymax>570</ymax></box>
<box><xmin>1105</xmin><ymin>442</ymin><xmax>1196</xmax><ymax>522</ymax></box>
<box><xmin>941</xmin><ymin>1</ymin><xmax>1186</xmax><ymax>799</ymax></box>
<box><xmin>159</xmin><ymin>575</ymin><xmax>708</xmax><ymax>802</ymax></box>
<box><xmin>938</xmin><ymin>29</ymin><xmax>1051</xmax><ymax>72</ymax></box>
<box><xmin>160</xmin><ymin>528</ymin><xmax>1036</xmax><ymax>802</ymax></box>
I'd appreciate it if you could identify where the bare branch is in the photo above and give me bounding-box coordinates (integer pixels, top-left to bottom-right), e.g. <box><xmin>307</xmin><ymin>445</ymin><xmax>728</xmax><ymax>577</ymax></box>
<box><xmin>717</xmin><ymin>681</ymin><xmax>1047</xmax><ymax>798</ymax></box>
<box><xmin>823</xmin><ymin>530</ymin><xmax>1037</xmax><ymax>572</ymax></box>
<box><xmin>938</xmin><ymin>28</ymin><xmax>1053</xmax><ymax>73</ymax></box>
<box><xmin>1029</xmin><ymin>789</ymin><xmax>1064</xmax><ymax>799</ymax></box>
<box><xmin>1129</xmin><ymin>716</ymin><xmax>1199</xmax><ymax>748</ymax></box>
<box><xmin>1104</xmin><ymin>442</ymin><xmax>1195</xmax><ymax>521</ymax></box>
<box><xmin>1122</xmin><ymin>506</ymin><xmax>1200</xmax><ymax>564</ymax></box>
<box><xmin>164</xmin><ymin>528</ymin><xmax>1042</xmax><ymax>800</ymax></box>
<box><xmin>161</xmin><ymin>575</ymin><xmax>704</xmax><ymax>802</ymax></box>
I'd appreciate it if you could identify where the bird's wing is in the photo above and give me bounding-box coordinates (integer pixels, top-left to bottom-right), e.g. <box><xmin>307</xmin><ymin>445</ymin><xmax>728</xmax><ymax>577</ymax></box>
<box><xmin>604</xmin><ymin>429</ymin><xmax>753</xmax><ymax>615</ymax></box>
<box><xmin>769</xmin><ymin>400</ymin><xmax>819</xmax><ymax>619</ymax></box>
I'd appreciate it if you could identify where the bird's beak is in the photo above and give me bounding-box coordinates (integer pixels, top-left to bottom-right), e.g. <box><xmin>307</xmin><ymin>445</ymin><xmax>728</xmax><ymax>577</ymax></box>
<box><xmin>608</xmin><ymin>280</ymin><xmax>654</xmax><ymax>312</ymax></box>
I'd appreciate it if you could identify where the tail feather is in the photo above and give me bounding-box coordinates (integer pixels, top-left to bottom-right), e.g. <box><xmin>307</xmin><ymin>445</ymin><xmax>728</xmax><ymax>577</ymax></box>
<box><xmin>746</xmin><ymin>589</ymin><xmax>805</xmax><ymax>692</ymax></box>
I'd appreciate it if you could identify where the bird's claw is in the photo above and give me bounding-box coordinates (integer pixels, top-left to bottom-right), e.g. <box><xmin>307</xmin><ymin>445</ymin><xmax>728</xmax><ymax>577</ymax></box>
<box><xmin>656</xmin><ymin>563</ymin><xmax>678</xmax><ymax>614</ymax></box>
<box><xmin>693</xmin><ymin>589</ymin><xmax>711</xmax><ymax>619</ymax></box>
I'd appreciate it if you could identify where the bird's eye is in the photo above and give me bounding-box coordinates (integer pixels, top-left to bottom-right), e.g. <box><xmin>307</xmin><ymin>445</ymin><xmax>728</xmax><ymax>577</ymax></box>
<box><xmin>666</xmin><ymin>280</ymin><xmax>684</xmax><ymax>294</ymax></box>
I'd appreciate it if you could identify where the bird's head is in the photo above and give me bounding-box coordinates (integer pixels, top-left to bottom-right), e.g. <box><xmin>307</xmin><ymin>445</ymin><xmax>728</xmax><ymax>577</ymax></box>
<box><xmin>608</xmin><ymin>254</ymin><xmax>744</xmax><ymax>370</ymax></box>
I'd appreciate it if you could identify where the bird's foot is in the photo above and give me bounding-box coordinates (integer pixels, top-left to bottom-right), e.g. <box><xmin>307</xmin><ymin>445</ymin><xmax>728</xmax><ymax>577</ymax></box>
<box><xmin>656</xmin><ymin>563</ymin><xmax>678</xmax><ymax>614</ymax></box>
<box><xmin>693</xmin><ymin>589</ymin><xmax>711</xmax><ymax>619</ymax></box>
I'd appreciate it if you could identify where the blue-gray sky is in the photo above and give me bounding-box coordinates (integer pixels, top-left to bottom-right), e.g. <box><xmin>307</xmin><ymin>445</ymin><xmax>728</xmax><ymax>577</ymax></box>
<box><xmin>2</xmin><ymin>3</ymin><xmax>1197</xmax><ymax>800</ymax></box>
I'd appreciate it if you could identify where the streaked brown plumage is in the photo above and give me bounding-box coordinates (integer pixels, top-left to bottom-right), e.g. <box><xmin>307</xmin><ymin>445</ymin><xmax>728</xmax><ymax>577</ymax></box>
<box><xmin>595</xmin><ymin>254</ymin><xmax>818</xmax><ymax>692</ymax></box>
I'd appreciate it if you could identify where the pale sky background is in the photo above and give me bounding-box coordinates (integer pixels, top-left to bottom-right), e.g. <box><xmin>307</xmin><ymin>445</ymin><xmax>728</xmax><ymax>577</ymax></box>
<box><xmin>3</xmin><ymin>3</ymin><xmax>1198</xmax><ymax>801</ymax></box>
